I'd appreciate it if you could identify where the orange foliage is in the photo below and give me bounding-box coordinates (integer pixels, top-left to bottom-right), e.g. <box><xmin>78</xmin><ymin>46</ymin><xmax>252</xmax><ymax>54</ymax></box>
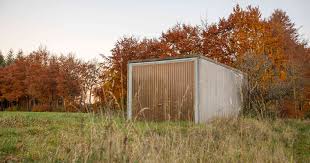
<box><xmin>99</xmin><ymin>5</ymin><xmax>309</xmax><ymax>117</ymax></box>
<box><xmin>0</xmin><ymin>48</ymin><xmax>92</xmax><ymax>112</ymax></box>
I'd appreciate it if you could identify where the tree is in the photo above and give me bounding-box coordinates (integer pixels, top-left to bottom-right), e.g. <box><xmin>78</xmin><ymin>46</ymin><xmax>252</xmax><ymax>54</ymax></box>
<box><xmin>267</xmin><ymin>9</ymin><xmax>309</xmax><ymax>117</ymax></box>
<box><xmin>0</xmin><ymin>51</ymin><xmax>5</xmax><ymax>68</ymax></box>
<box><xmin>5</xmin><ymin>49</ymin><xmax>15</xmax><ymax>66</ymax></box>
<box><xmin>160</xmin><ymin>24</ymin><xmax>202</xmax><ymax>56</ymax></box>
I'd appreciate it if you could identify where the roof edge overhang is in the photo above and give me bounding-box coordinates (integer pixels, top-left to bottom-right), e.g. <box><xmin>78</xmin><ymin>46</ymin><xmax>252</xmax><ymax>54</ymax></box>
<box><xmin>128</xmin><ymin>54</ymin><xmax>247</xmax><ymax>77</ymax></box>
<box><xmin>128</xmin><ymin>55</ymin><xmax>199</xmax><ymax>64</ymax></box>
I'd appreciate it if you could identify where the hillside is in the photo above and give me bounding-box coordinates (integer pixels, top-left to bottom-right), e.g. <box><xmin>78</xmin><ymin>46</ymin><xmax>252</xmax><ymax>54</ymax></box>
<box><xmin>0</xmin><ymin>112</ymin><xmax>309</xmax><ymax>162</ymax></box>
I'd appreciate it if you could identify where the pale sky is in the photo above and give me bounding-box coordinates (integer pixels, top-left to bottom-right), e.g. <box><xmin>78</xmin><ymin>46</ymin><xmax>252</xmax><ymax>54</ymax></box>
<box><xmin>0</xmin><ymin>0</ymin><xmax>309</xmax><ymax>60</ymax></box>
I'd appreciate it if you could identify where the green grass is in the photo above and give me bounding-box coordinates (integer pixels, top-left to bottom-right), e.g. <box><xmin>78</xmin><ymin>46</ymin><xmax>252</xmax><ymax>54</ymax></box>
<box><xmin>286</xmin><ymin>119</ymin><xmax>310</xmax><ymax>162</ymax></box>
<box><xmin>0</xmin><ymin>111</ymin><xmax>309</xmax><ymax>162</ymax></box>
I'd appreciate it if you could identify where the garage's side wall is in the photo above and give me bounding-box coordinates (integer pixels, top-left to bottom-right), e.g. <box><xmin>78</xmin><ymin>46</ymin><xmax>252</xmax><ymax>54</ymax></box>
<box><xmin>198</xmin><ymin>58</ymin><xmax>245</xmax><ymax>122</ymax></box>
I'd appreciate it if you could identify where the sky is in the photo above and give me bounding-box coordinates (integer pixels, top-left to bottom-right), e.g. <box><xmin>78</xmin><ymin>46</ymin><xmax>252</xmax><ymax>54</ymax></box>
<box><xmin>0</xmin><ymin>0</ymin><xmax>309</xmax><ymax>60</ymax></box>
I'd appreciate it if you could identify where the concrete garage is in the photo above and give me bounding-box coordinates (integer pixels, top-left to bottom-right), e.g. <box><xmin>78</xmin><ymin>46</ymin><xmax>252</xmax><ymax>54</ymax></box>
<box><xmin>127</xmin><ymin>55</ymin><xmax>247</xmax><ymax>123</ymax></box>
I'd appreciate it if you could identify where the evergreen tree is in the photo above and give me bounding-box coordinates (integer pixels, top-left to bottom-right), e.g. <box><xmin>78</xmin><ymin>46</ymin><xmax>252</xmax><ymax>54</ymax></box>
<box><xmin>5</xmin><ymin>49</ymin><xmax>15</xmax><ymax>66</ymax></box>
<box><xmin>0</xmin><ymin>51</ymin><xmax>5</xmax><ymax>67</ymax></box>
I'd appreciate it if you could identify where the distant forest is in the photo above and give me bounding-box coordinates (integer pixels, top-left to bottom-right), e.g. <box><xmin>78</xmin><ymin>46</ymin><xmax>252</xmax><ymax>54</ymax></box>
<box><xmin>0</xmin><ymin>5</ymin><xmax>309</xmax><ymax>118</ymax></box>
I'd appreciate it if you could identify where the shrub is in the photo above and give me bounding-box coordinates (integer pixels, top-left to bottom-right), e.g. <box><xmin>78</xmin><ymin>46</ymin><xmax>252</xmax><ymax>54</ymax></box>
<box><xmin>235</xmin><ymin>51</ymin><xmax>302</xmax><ymax>119</ymax></box>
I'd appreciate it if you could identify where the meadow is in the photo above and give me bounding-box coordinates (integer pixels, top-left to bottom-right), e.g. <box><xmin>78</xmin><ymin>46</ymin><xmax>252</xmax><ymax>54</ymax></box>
<box><xmin>0</xmin><ymin>111</ymin><xmax>309</xmax><ymax>162</ymax></box>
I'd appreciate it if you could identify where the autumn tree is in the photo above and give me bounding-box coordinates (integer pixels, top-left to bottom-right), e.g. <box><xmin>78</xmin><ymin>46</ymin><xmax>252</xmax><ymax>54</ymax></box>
<box><xmin>76</xmin><ymin>59</ymin><xmax>102</xmax><ymax>112</ymax></box>
<box><xmin>267</xmin><ymin>9</ymin><xmax>310</xmax><ymax>117</ymax></box>
<box><xmin>100</xmin><ymin>37</ymin><xmax>140</xmax><ymax>110</ymax></box>
<box><xmin>160</xmin><ymin>24</ymin><xmax>202</xmax><ymax>56</ymax></box>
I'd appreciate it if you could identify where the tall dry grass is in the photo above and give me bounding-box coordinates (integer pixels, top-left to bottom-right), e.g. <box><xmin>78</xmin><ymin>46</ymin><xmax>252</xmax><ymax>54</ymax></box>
<box><xmin>1</xmin><ymin>112</ymin><xmax>301</xmax><ymax>162</ymax></box>
<box><xmin>45</xmin><ymin>115</ymin><xmax>296</xmax><ymax>162</ymax></box>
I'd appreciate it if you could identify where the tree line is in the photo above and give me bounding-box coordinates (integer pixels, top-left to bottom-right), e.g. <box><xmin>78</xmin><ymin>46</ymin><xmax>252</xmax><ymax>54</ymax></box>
<box><xmin>1</xmin><ymin>5</ymin><xmax>309</xmax><ymax>118</ymax></box>
<box><xmin>0</xmin><ymin>48</ymin><xmax>100</xmax><ymax>112</ymax></box>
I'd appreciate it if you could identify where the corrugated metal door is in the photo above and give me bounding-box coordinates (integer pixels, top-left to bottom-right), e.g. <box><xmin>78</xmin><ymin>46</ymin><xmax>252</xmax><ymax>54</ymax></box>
<box><xmin>131</xmin><ymin>61</ymin><xmax>195</xmax><ymax>121</ymax></box>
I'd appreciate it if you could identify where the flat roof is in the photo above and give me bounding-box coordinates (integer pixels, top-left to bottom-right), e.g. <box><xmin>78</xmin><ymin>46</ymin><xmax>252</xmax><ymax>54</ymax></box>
<box><xmin>128</xmin><ymin>55</ymin><xmax>247</xmax><ymax>76</ymax></box>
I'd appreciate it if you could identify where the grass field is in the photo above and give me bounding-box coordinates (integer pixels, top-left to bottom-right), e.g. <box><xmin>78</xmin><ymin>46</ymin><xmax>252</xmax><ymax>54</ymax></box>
<box><xmin>0</xmin><ymin>112</ymin><xmax>309</xmax><ymax>162</ymax></box>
